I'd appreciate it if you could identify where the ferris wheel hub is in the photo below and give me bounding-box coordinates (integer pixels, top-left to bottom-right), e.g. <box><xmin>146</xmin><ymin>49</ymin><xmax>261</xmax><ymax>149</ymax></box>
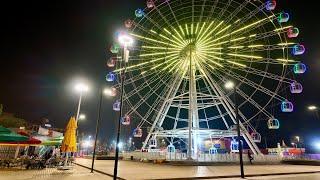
<box><xmin>180</xmin><ymin>42</ymin><xmax>198</xmax><ymax>60</ymax></box>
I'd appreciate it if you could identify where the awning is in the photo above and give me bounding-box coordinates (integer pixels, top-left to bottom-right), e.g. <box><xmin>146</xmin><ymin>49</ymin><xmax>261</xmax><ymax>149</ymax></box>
<box><xmin>0</xmin><ymin>126</ymin><xmax>11</xmax><ymax>134</ymax></box>
<box><xmin>0</xmin><ymin>132</ymin><xmax>29</xmax><ymax>142</ymax></box>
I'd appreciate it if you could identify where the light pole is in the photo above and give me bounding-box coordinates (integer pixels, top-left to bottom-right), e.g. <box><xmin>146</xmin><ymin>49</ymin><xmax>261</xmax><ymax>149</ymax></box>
<box><xmin>225</xmin><ymin>81</ymin><xmax>244</xmax><ymax>179</ymax></box>
<box><xmin>114</xmin><ymin>32</ymin><xmax>133</xmax><ymax>180</ymax></box>
<box><xmin>74</xmin><ymin>83</ymin><xmax>89</xmax><ymax>122</ymax></box>
<box><xmin>74</xmin><ymin>83</ymin><xmax>89</xmax><ymax>155</ymax></box>
<box><xmin>91</xmin><ymin>88</ymin><xmax>103</xmax><ymax>173</ymax></box>
<box><xmin>78</xmin><ymin>114</ymin><xmax>86</xmax><ymax>154</ymax></box>
<box><xmin>91</xmin><ymin>87</ymin><xmax>117</xmax><ymax>173</ymax></box>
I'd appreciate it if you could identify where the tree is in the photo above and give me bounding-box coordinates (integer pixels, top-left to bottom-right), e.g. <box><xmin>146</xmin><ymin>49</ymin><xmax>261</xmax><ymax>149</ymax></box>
<box><xmin>0</xmin><ymin>105</ymin><xmax>27</xmax><ymax>128</ymax></box>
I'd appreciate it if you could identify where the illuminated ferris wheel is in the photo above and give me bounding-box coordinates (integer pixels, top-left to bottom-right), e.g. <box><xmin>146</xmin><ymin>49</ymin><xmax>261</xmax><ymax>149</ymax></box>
<box><xmin>106</xmin><ymin>0</ymin><xmax>306</xmax><ymax>157</ymax></box>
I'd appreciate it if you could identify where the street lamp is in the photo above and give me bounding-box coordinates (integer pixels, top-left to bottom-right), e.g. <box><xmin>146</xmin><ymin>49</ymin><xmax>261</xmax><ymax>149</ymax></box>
<box><xmin>307</xmin><ymin>105</ymin><xmax>319</xmax><ymax>121</ymax></box>
<box><xmin>79</xmin><ymin>114</ymin><xmax>86</xmax><ymax>120</ymax></box>
<box><xmin>225</xmin><ymin>80</ymin><xmax>244</xmax><ymax>179</ymax></box>
<box><xmin>114</xmin><ymin>32</ymin><xmax>133</xmax><ymax>180</ymax></box>
<box><xmin>308</xmin><ymin>105</ymin><xmax>318</xmax><ymax>111</ymax></box>
<box><xmin>118</xmin><ymin>32</ymin><xmax>134</xmax><ymax>63</ymax></box>
<box><xmin>103</xmin><ymin>87</ymin><xmax>117</xmax><ymax>97</ymax></box>
<box><xmin>224</xmin><ymin>81</ymin><xmax>235</xmax><ymax>90</ymax></box>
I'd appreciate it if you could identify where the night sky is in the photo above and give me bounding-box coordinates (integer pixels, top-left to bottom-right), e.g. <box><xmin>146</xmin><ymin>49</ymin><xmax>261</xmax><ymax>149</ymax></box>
<box><xmin>1</xmin><ymin>0</ymin><xmax>319</xmax><ymax>149</ymax></box>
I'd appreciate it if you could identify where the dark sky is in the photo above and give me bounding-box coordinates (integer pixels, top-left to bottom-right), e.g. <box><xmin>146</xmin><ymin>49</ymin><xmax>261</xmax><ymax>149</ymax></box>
<box><xmin>0</xmin><ymin>0</ymin><xmax>319</xmax><ymax>148</ymax></box>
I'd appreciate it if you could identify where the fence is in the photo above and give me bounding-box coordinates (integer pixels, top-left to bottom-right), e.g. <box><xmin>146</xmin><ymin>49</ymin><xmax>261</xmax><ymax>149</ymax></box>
<box><xmin>122</xmin><ymin>152</ymin><xmax>282</xmax><ymax>163</ymax></box>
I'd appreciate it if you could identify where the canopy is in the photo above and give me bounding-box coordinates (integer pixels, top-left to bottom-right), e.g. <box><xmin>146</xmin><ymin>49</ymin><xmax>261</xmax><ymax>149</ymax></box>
<box><xmin>61</xmin><ymin>116</ymin><xmax>77</xmax><ymax>152</ymax></box>
<box><xmin>4</xmin><ymin>137</ymin><xmax>42</xmax><ymax>145</ymax></box>
<box><xmin>41</xmin><ymin>140</ymin><xmax>62</xmax><ymax>146</ymax></box>
<box><xmin>0</xmin><ymin>132</ymin><xmax>29</xmax><ymax>142</ymax></box>
<box><xmin>0</xmin><ymin>126</ymin><xmax>11</xmax><ymax>134</ymax></box>
<box><xmin>41</xmin><ymin>136</ymin><xmax>64</xmax><ymax>146</ymax></box>
<box><xmin>0</xmin><ymin>126</ymin><xmax>28</xmax><ymax>142</ymax></box>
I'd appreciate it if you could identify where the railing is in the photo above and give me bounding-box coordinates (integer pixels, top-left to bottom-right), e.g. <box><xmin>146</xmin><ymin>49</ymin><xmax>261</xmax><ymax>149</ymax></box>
<box><xmin>122</xmin><ymin>152</ymin><xmax>282</xmax><ymax>163</ymax></box>
<box><xmin>282</xmin><ymin>154</ymin><xmax>320</xmax><ymax>161</ymax></box>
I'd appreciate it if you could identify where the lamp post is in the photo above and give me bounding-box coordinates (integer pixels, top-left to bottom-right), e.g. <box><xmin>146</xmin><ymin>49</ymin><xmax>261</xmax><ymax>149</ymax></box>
<box><xmin>225</xmin><ymin>81</ymin><xmax>244</xmax><ymax>179</ymax></box>
<box><xmin>78</xmin><ymin>114</ymin><xmax>86</xmax><ymax>154</ymax></box>
<box><xmin>74</xmin><ymin>83</ymin><xmax>88</xmax><ymax>155</ymax></box>
<box><xmin>91</xmin><ymin>87</ymin><xmax>118</xmax><ymax>173</ymax></box>
<box><xmin>114</xmin><ymin>32</ymin><xmax>133</xmax><ymax>180</ymax></box>
<box><xmin>91</xmin><ymin>88</ymin><xmax>103</xmax><ymax>173</ymax></box>
<box><xmin>74</xmin><ymin>83</ymin><xmax>89</xmax><ymax>122</ymax></box>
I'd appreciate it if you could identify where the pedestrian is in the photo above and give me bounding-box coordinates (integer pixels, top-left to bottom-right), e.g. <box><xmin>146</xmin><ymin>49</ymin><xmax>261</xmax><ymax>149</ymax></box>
<box><xmin>248</xmin><ymin>150</ymin><xmax>254</xmax><ymax>164</ymax></box>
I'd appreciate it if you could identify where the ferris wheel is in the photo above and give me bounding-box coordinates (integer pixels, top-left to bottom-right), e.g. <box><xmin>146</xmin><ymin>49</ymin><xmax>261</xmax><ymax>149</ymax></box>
<box><xmin>106</xmin><ymin>0</ymin><xmax>306</xmax><ymax>157</ymax></box>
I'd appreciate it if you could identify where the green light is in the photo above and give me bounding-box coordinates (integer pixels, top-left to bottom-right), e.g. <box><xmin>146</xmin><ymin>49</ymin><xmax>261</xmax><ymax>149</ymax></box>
<box><xmin>227</xmin><ymin>53</ymin><xmax>263</xmax><ymax>59</ymax></box>
<box><xmin>226</xmin><ymin>60</ymin><xmax>246</xmax><ymax>67</ymax></box>
<box><xmin>179</xmin><ymin>25</ymin><xmax>185</xmax><ymax>37</ymax></box>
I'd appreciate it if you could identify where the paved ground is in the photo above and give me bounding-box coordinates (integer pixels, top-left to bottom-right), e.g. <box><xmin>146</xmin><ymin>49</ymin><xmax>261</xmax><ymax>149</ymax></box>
<box><xmin>223</xmin><ymin>173</ymin><xmax>320</xmax><ymax>180</ymax></box>
<box><xmin>76</xmin><ymin>158</ymin><xmax>320</xmax><ymax>180</ymax></box>
<box><xmin>0</xmin><ymin>165</ymin><xmax>112</xmax><ymax>180</ymax></box>
<box><xmin>2</xmin><ymin>159</ymin><xmax>320</xmax><ymax>180</ymax></box>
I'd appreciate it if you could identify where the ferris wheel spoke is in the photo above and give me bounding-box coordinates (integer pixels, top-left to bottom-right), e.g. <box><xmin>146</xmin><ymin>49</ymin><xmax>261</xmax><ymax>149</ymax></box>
<box><xmin>116</xmin><ymin>66</ymin><xmax>171</xmax><ymax>90</ymax></box>
<box><xmin>212</xmin><ymin>70</ymin><xmax>276</xmax><ymax>121</ymax></box>
<box><xmin>124</xmin><ymin>71</ymin><xmax>171</xmax><ymax>101</ymax></box>
<box><xmin>225</xmin><ymin>43</ymin><xmax>296</xmax><ymax>54</ymax></box>
<box><xmin>125</xmin><ymin>78</ymin><xmax>170</xmax><ymax>116</ymax></box>
<box><xmin>196</xmin><ymin>62</ymin><xmax>261</xmax><ymax>154</ymax></box>
<box><xmin>215</xmin><ymin>68</ymin><xmax>285</xmax><ymax>102</ymax></box>
<box><xmin>197</xmin><ymin>21</ymin><xmax>225</xmax><ymax>44</ymax></box>
<box><xmin>219</xmin><ymin>57</ymin><xmax>297</xmax><ymax>66</ymax></box>
<box><xmin>202</xmin><ymin>15</ymin><xmax>276</xmax><ymax>46</ymax></box>
<box><xmin>205</xmin><ymin>66</ymin><xmax>265</xmax><ymax>150</ymax></box>
<box><xmin>114</xmin><ymin>57</ymin><xmax>168</xmax><ymax>73</ymax></box>
<box><xmin>224</xmin><ymin>28</ymin><xmax>293</xmax><ymax>49</ymax></box>
<box><xmin>130</xmin><ymin>33</ymin><xmax>180</xmax><ymax>48</ymax></box>
<box><xmin>141</xmin><ymin>14</ymin><xmax>165</xmax><ymax>32</ymax></box>
<box><xmin>153</xmin><ymin>3</ymin><xmax>177</xmax><ymax>33</ymax></box>
<box><xmin>125</xmin><ymin>61</ymin><xmax>187</xmax><ymax>123</ymax></box>
<box><xmin>125</xmin><ymin>77</ymin><xmax>176</xmax><ymax>128</ymax></box>
<box><xmin>142</xmin><ymin>70</ymin><xmax>188</xmax><ymax>149</ymax></box>
<box><xmin>220</xmin><ymin>0</ymin><xmax>250</xmax><ymax>25</ymax></box>
<box><xmin>202</xmin><ymin>25</ymin><xmax>291</xmax><ymax>50</ymax></box>
<box><xmin>225</xmin><ymin>64</ymin><xmax>294</xmax><ymax>84</ymax></box>
<box><xmin>198</xmin><ymin>0</ymin><xmax>209</xmax><ymax>23</ymax></box>
<box><xmin>217</xmin><ymin>2</ymin><xmax>270</xmax><ymax>36</ymax></box>
<box><xmin>212</xmin><ymin>0</ymin><xmax>232</xmax><ymax>21</ymax></box>
<box><xmin>195</xmin><ymin>58</ymin><xmax>231</xmax><ymax>129</ymax></box>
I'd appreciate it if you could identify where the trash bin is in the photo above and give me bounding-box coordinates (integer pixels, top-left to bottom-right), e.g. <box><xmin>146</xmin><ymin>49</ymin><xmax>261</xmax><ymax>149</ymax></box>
<box><xmin>130</xmin><ymin>156</ymin><xmax>133</xmax><ymax>160</ymax></box>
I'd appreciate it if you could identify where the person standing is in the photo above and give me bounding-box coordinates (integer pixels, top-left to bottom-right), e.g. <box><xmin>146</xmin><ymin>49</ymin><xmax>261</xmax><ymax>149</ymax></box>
<box><xmin>248</xmin><ymin>150</ymin><xmax>254</xmax><ymax>164</ymax></box>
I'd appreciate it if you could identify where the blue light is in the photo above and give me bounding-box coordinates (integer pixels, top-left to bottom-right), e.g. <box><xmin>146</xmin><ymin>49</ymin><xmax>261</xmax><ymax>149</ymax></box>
<box><xmin>135</xmin><ymin>9</ymin><xmax>144</xmax><ymax>18</ymax></box>
<box><xmin>106</xmin><ymin>72</ymin><xmax>116</xmax><ymax>82</ymax></box>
